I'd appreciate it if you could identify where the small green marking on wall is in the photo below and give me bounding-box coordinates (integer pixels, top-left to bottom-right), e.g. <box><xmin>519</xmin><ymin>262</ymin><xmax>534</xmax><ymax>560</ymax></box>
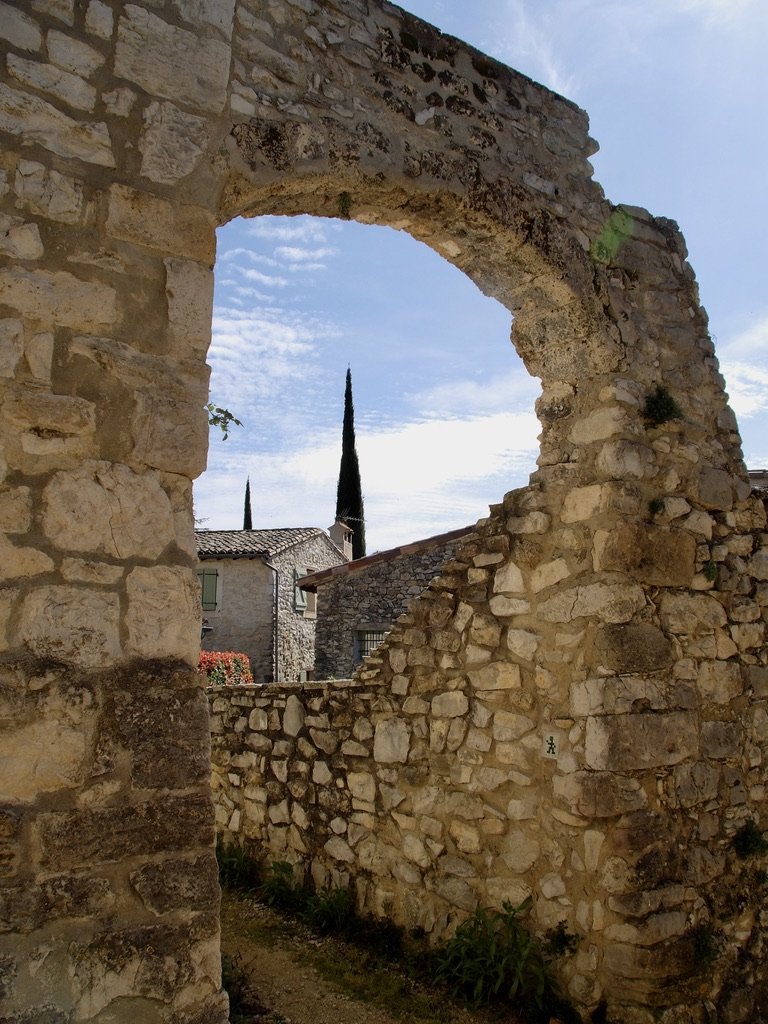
<box><xmin>542</xmin><ymin>730</ymin><xmax>560</xmax><ymax>760</ymax></box>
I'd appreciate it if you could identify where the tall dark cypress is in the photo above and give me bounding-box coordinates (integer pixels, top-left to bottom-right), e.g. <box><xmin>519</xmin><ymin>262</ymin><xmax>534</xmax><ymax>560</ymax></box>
<box><xmin>243</xmin><ymin>477</ymin><xmax>253</xmax><ymax>531</ymax></box>
<box><xmin>335</xmin><ymin>368</ymin><xmax>366</xmax><ymax>558</ymax></box>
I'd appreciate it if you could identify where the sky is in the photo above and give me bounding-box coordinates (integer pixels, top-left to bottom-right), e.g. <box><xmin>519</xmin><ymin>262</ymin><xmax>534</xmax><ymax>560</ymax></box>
<box><xmin>194</xmin><ymin>0</ymin><xmax>768</xmax><ymax>553</ymax></box>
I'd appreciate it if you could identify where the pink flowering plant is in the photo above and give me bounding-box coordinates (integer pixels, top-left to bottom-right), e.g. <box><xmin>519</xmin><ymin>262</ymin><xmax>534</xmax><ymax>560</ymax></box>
<box><xmin>198</xmin><ymin>650</ymin><xmax>253</xmax><ymax>686</ymax></box>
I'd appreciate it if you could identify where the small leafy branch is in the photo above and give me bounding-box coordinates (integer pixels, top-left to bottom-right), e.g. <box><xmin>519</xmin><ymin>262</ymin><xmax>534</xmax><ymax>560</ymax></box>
<box><xmin>198</xmin><ymin>650</ymin><xmax>253</xmax><ymax>685</ymax></box>
<box><xmin>643</xmin><ymin>385</ymin><xmax>682</xmax><ymax>427</ymax></box>
<box><xmin>206</xmin><ymin>402</ymin><xmax>243</xmax><ymax>440</ymax></box>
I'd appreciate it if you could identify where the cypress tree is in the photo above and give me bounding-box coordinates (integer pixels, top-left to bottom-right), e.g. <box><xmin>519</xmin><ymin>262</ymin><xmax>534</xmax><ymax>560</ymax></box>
<box><xmin>335</xmin><ymin>368</ymin><xmax>366</xmax><ymax>558</ymax></box>
<box><xmin>243</xmin><ymin>477</ymin><xmax>253</xmax><ymax>530</ymax></box>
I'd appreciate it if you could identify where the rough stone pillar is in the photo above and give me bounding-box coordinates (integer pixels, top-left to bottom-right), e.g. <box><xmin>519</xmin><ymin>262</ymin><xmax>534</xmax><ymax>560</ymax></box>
<box><xmin>0</xmin><ymin>2</ymin><xmax>229</xmax><ymax>1020</ymax></box>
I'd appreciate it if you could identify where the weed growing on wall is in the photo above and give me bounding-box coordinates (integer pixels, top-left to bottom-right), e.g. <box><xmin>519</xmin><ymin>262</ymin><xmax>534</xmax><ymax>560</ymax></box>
<box><xmin>643</xmin><ymin>385</ymin><xmax>682</xmax><ymax>426</ymax></box>
<box><xmin>732</xmin><ymin>819</ymin><xmax>768</xmax><ymax>859</ymax></box>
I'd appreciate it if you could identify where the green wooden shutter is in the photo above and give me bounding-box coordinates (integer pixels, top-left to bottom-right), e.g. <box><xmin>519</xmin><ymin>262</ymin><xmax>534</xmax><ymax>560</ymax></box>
<box><xmin>197</xmin><ymin>569</ymin><xmax>218</xmax><ymax>611</ymax></box>
<box><xmin>294</xmin><ymin>567</ymin><xmax>307</xmax><ymax>610</ymax></box>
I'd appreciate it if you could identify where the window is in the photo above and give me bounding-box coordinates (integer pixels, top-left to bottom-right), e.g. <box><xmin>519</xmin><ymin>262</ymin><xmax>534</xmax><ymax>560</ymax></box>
<box><xmin>354</xmin><ymin>629</ymin><xmax>388</xmax><ymax>664</ymax></box>
<box><xmin>196</xmin><ymin>568</ymin><xmax>218</xmax><ymax>611</ymax></box>
<box><xmin>294</xmin><ymin>567</ymin><xmax>316</xmax><ymax>616</ymax></box>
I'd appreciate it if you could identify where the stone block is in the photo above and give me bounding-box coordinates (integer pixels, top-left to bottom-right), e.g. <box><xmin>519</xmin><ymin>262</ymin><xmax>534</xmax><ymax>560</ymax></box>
<box><xmin>125</xmin><ymin>565</ymin><xmax>201</xmax><ymax>665</ymax></box>
<box><xmin>36</xmin><ymin>795</ymin><xmax>214</xmax><ymax>870</ymax></box>
<box><xmin>593</xmin><ymin>524</ymin><xmax>696</xmax><ymax>586</ymax></box>
<box><xmin>114</xmin><ymin>5</ymin><xmax>230</xmax><ymax>114</ymax></box>
<box><xmin>592</xmin><ymin>623</ymin><xmax>673</xmax><ymax>673</ymax></box>
<box><xmin>130</xmin><ymin>855</ymin><xmax>219</xmax><ymax>914</ymax></box>
<box><xmin>283</xmin><ymin>694</ymin><xmax>305</xmax><ymax>736</ymax></box>
<box><xmin>7</xmin><ymin>53</ymin><xmax>96</xmax><ymax>112</ymax></box>
<box><xmin>539</xmin><ymin>583</ymin><xmax>646</xmax><ymax>624</ymax></box>
<box><xmin>530</xmin><ymin>558</ymin><xmax>569</xmax><ymax>593</ymax></box>
<box><xmin>107</xmin><ymin>184</ymin><xmax>215</xmax><ymax>262</ymax></box>
<box><xmin>0</xmin><ymin>319</ymin><xmax>24</xmax><ymax>378</ymax></box>
<box><xmin>431</xmin><ymin>691</ymin><xmax>468</xmax><ymax>718</ymax></box>
<box><xmin>596</xmin><ymin>440</ymin><xmax>655</xmax><ymax>479</ymax></box>
<box><xmin>696</xmin><ymin>467</ymin><xmax>734</xmax><ymax>510</ymax></box>
<box><xmin>700</xmin><ymin>720</ymin><xmax>742</xmax><ymax>759</ymax></box>
<box><xmin>140</xmin><ymin>100</ymin><xmax>209</xmax><ymax>184</ymax></box>
<box><xmin>553</xmin><ymin>771</ymin><xmax>647</xmax><ymax>817</ymax></box>
<box><xmin>585</xmin><ymin>712</ymin><xmax>698</xmax><ymax>770</ymax></box>
<box><xmin>492</xmin><ymin>710</ymin><xmax>534</xmax><ymax>741</ymax></box>
<box><xmin>697</xmin><ymin>660</ymin><xmax>742</xmax><ymax>703</ymax></box>
<box><xmin>468</xmin><ymin>662</ymin><xmax>521</xmax><ymax>691</ymax></box>
<box><xmin>43</xmin><ymin>462</ymin><xmax>175</xmax><ymax>559</ymax></box>
<box><xmin>164</xmin><ymin>257</ymin><xmax>215</xmax><ymax>353</ymax></box>
<box><xmin>659</xmin><ymin>592</ymin><xmax>726</xmax><ymax>633</ymax></box>
<box><xmin>493</xmin><ymin>560</ymin><xmax>524</xmax><ymax>594</ymax></box>
<box><xmin>0</xmin><ymin>82</ymin><xmax>113</xmax><ymax>165</ymax></box>
<box><xmin>19</xmin><ymin>585</ymin><xmax>121</xmax><ymax>668</ymax></box>
<box><xmin>15</xmin><ymin>160</ymin><xmax>84</xmax><ymax>224</ymax></box>
<box><xmin>0</xmin><ymin>3</ymin><xmax>42</xmax><ymax>51</ymax></box>
<box><xmin>86</xmin><ymin>0</ymin><xmax>113</xmax><ymax>38</ymax></box>
<box><xmin>0</xmin><ymin>267</ymin><xmax>116</xmax><ymax>328</ymax></box>
<box><xmin>1</xmin><ymin>713</ymin><xmax>90</xmax><ymax>802</ymax></box>
<box><xmin>373</xmin><ymin>717</ymin><xmax>410</xmax><ymax>763</ymax></box>
<box><xmin>673</xmin><ymin>762</ymin><xmax>719</xmax><ymax>807</ymax></box>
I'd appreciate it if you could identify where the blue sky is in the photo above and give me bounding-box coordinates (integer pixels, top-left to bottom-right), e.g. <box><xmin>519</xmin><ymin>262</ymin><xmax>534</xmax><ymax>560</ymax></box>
<box><xmin>194</xmin><ymin>0</ymin><xmax>768</xmax><ymax>552</ymax></box>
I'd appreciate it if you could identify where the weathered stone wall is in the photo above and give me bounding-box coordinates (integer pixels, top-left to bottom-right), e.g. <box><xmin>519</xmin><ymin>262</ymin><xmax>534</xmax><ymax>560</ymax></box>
<box><xmin>314</xmin><ymin>531</ymin><xmax>471</xmax><ymax>679</ymax></box>
<box><xmin>211</xmin><ymin>487</ymin><xmax>768</xmax><ymax>1022</ymax></box>
<box><xmin>0</xmin><ymin>0</ymin><xmax>761</xmax><ymax>1020</ymax></box>
<box><xmin>272</xmin><ymin>533</ymin><xmax>351</xmax><ymax>682</ymax></box>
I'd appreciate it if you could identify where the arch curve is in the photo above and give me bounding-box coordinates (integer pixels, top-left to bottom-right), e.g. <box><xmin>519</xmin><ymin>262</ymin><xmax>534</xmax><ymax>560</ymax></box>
<box><xmin>0</xmin><ymin>2</ymin><xmax>761</xmax><ymax>1022</ymax></box>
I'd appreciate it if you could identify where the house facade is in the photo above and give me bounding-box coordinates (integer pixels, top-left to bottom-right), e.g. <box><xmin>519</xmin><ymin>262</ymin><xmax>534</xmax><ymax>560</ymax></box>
<box><xmin>299</xmin><ymin>525</ymin><xmax>475</xmax><ymax>679</ymax></box>
<box><xmin>196</xmin><ymin>524</ymin><xmax>350</xmax><ymax>682</ymax></box>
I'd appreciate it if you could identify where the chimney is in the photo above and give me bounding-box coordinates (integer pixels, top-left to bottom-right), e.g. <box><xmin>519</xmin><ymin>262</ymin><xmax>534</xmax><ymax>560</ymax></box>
<box><xmin>329</xmin><ymin>519</ymin><xmax>353</xmax><ymax>561</ymax></box>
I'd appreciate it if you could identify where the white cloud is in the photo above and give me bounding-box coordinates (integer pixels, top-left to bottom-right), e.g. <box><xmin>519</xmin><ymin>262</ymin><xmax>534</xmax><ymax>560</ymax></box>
<box><xmin>495</xmin><ymin>0</ymin><xmax>577</xmax><ymax>97</ymax></box>
<box><xmin>246</xmin><ymin>217</ymin><xmax>334</xmax><ymax>244</ymax></box>
<box><xmin>717</xmin><ymin>313</ymin><xmax>768</xmax><ymax>419</ymax></box>
<box><xmin>412</xmin><ymin>370</ymin><xmax>539</xmax><ymax>418</ymax></box>
<box><xmin>275</xmin><ymin>246</ymin><xmax>339</xmax><ymax>262</ymax></box>
<box><xmin>196</xmin><ymin>410</ymin><xmax>540</xmax><ymax>550</ymax></box>
<box><xmin>241</xmin><ymin>268</ymin><xmax>289</xmax><ymax>288</ymax></box>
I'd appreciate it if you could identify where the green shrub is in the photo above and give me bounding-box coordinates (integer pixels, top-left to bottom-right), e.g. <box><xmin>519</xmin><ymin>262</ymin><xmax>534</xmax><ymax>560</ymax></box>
<box><xmin>303</xmin><ymin>886</ymin><xmax>357</xmax><ymax>935</ymax></box>
<box><xmin>643</xmin><ymin>385</ymin><xmax>682</xmax><ymax>426</ymax></box>
<box><xmin>262</xmin><ymin>860</ymin><xmax>306</xmax><ymax>912</ymax></box>
<box><xmin>216</xmin><ymin>840</ymin><xmax>261</xmax><ymax>892</ymax></box>
<box><xmin>432</xmin><ymin>897</ymin><xmax>556</xmax><ymax>1013</ymax></box>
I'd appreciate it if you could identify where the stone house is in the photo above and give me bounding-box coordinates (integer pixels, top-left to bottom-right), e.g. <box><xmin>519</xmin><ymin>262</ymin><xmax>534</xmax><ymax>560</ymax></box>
<box><xmin>196</xmin><ymin>522</ymin><xmax>351</xmax><ymax>682</ymax></box>
<box><xmin>299</xmin><ymin>525</ymin><xmax>475</xmax><ymax>679</ymax></box>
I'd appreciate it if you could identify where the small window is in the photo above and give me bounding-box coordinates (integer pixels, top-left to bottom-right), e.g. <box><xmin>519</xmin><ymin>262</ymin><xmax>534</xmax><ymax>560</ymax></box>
<box><xmin>294</xmin><ymin>567</ymin><xmax>317</xmax><ymax>617</ymax></box>
<box><xmin>355</xmin><ymin>629</ymin><xmax>388</xmax><ymax>664</ymax></box>
<box><xmin>196</xmin><ymin>568</ymin><xmax>218</xmax><ymax>611</ymax></box>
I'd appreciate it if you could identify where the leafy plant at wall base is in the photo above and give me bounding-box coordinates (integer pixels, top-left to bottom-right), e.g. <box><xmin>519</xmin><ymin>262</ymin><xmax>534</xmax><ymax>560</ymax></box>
<box><xmin>732</xmin><ymin>819</ymin><xmax>768</xmax><ymax>859</ymax></box>
<box><xmin>262</xmin><ymin>860</ymin><xmax>306</xmax><ymax>912</ymax></box>
<box><xmin>704</xmin><ymin>560</ymin><xmax>718</xmax><ymax>582</ymax></box>
<box><xmin>216</xmin><ymin>839</ymin><xmax>261</xmax><ymax>892</ymax></box>
<box><xmin>303</xmin><ymin>886</ymin><xmax>357</xmax><ymax>935</ymax></box>
<box><xmin>199</xmin><ymin>650</ymin><xmax>253</xmax><ymax>685</ymax></box>
<box><xmin>643</xmin><ymin>385</ymin><xmax>682</xmax><ymax>426</ymax></box>
<box><xmin>432</xmin><ymin>897</ymin><xmax>558</xmax><ymax>1015</ymax></box>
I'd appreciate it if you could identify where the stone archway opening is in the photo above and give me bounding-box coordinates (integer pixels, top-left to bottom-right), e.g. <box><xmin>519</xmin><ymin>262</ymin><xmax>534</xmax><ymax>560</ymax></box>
<box><xmin>1</xmin><ymin>2</ymin><xmax>763</xmax><ymax>1023</ymax></box>
<box><xmin>197</xmin><ymin>209</ymin><xmax>541</xmax><ymax>552</ymax></box>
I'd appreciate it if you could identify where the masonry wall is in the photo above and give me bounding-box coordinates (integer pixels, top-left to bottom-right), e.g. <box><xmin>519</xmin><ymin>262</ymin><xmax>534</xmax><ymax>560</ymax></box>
<box><xmin>272</xmin><ymin>534</ymin><xmax>348</xmax><ymax>682</ymax></box>
<box><xmin>0</xmin><ymin>0</ymin><xmax>761</xmax><ymax>1020</ymax></box>
<box><xmin>314</xmin><ymin>534</ymin><xmax>470</xmax><ymax>679</ymax></box>
<box><xmin>210</xmin><ymin>486</ymin><xmax>768</xmax><ymax>1023</ymax></box>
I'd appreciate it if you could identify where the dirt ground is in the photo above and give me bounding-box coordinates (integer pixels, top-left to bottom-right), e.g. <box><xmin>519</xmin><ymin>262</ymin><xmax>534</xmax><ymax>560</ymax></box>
<box><xmin>219</xmin><ymin>891</ymin><xmax>522</xmax><ymax>1024</ymax></box>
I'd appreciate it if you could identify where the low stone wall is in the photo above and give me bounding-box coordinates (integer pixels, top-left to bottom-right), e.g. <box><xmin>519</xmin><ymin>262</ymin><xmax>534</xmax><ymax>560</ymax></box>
<box><xmin>209</xmin><ymin>486</ymin><xmax>768</xmax><ymax>1021</ymax></box>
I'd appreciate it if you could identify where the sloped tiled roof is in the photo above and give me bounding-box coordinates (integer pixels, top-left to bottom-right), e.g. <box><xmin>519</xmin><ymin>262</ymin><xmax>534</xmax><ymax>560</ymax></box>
<box><xmin>298</xmin><ymin>525</ymin><xmax>476</xmax><ymax>590</ymax></box>
<box><xmin>196</xmin><ymin>528</ymin><xmax>327</xmax><ymax>560</ymax></box>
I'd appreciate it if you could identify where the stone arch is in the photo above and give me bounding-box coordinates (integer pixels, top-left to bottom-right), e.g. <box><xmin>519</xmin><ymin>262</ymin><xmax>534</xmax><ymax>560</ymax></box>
<box><xmin>0</xmin><ymin>2</ymin><xmax>763</xmax><ymax>1023</ymax></box>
